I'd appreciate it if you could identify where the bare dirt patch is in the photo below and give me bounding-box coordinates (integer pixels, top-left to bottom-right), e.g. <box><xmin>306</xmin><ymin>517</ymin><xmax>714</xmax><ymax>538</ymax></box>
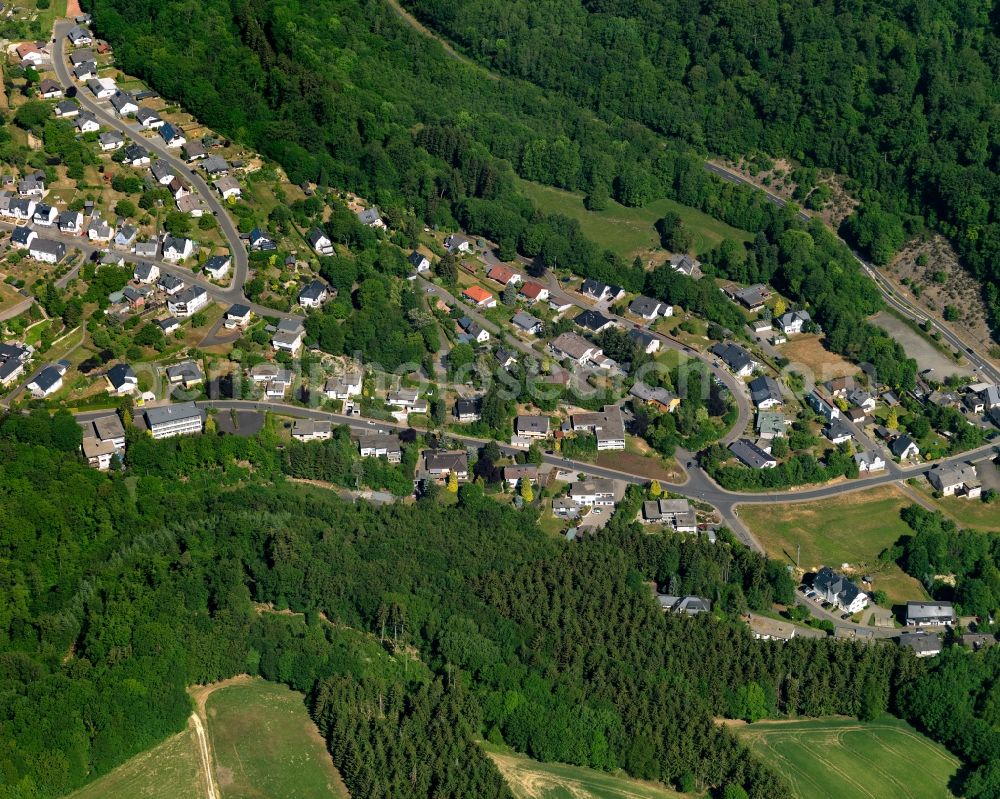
<box><xmin>871</xmin><ymin>311</ymin><xmax>976</xmax><ymax>379</ymax></box>
<box><xmin>596</xmin><ymin>451</ymin><xmax>682</xmax><ymax>483</ymax></box>
<box><xmin>776</xmin><ymin>334</ymin><xmax>859</xmax><ymax>382</ymax></box>
<box><xmin>885</xmin><ymin>234</ymin><xmax>998</xmax><ymax>358</ymax></box>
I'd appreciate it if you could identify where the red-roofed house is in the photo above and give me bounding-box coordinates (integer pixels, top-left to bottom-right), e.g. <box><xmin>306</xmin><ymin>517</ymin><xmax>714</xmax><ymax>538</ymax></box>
<box><xmin>487</xmin><ymin>264</ymin><xmax>522</xmax><ymax>285</ymax></box>
<box><xmin>16</xmin><ymin>42</ymin><xmax>47</xmax><ymax>66</ymax></box>
<box><xmin>462</xmin><ymin>285</ymin><xmax>497</xmax><ymax>309</ymax></box>
<box><xmin>519</xmin><ymin>281</ymin><xmax>549</xmax><ymax>303</ymax></box>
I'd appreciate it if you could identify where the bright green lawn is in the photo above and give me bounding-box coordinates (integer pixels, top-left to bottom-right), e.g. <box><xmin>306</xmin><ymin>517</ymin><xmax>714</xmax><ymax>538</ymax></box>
<box><xmin>735</xmin><ymin>717</ymin><xmax>959</xmax><ymax>799</ymax></box>
<box><xmin>482</xmin><ymin>742</ymin><xmax>694</xmax><ymax>799</ymax></box>
<box><xmin>516</xmin><ymin>178</ymin><xmax>752</xmax><ymax>258</ymax></box>
<box><xmin>738</xmin><ymin>486</ymin><xmax>928</xmax><ymax>604</ymax></box>
<box><xmin>206</xmin><ymin>680</ymin><xmax>349</xmax><ymax>799</ymax></box>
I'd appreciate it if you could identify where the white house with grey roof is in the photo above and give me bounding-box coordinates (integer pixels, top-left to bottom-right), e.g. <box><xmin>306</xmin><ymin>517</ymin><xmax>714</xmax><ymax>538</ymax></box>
<box><xmin>813</xmin><ymin>567</ymin><xmax>868</xmax><ymax>614</ymax></box>
<box><xmin>905</xmin><ymin>601</ymin><xmax>955</xmax><ymax>628</ymax></box>
<box><xmin>927</xmin><ymin>463</ymin><xmax>981</xmax><ymax>499</ymax></box>
<box><xmin>729</xmin><ymin>439</ymin><xmax>777</xmax><ymax>469</ymax></box>
<box><xmin>777</xmin><ymin>309</ymin><xmax>811</xmax><ymax>335</ymax></box>
<box><xmin>145</xmin><ymin>402</ymin><xmax>203</xmax><ymax>439</ymax></box>
<box><xmin>28</xmin><ymin>238</ymin><xmax>66</xmax><ymax>264</ymax></box>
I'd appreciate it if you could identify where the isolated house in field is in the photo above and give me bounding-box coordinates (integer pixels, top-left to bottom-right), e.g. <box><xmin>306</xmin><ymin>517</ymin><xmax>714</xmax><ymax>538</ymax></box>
<box><xmin>357</xmin><ymin>206</ymin><xmax>385</xmax><ymax>228</ymax></box>
<box><xmin>777</xmin><ymin>309</ymin><xmax>811</xmax><ymax>335</ymax></box>
<box><xmin>408</xmin><ymin>251</ymin><xmax>430</xmax><ymax>273</ymax></box>
<box><xmin>813</xmin><ymin>567</ymin><xmax>868</xmax><ymax>614</ymax></box>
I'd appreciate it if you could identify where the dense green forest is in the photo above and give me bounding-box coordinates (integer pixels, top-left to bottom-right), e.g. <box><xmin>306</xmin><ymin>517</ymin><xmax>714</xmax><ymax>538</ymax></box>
<box><xmin>3</xmin><ymin>412</ymin><xmax>977</xmax><ymax>798</ymax></box>
<box><xmin>404</xmin><ymin>0</ymin><xmax>1000</xmax><ymax>333</ymax></box>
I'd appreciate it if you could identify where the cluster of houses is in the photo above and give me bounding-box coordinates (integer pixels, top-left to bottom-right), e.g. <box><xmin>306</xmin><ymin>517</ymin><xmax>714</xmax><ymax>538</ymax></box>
<box><xmin>0</xmin><ymin>342</ymin><xmax>33</xmax><ymax>389</ymax></box>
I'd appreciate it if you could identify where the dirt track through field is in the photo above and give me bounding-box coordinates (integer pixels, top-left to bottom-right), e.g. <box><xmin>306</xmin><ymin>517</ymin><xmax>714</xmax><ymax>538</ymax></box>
<box><xmin>190</xmin><ymin>713</ymin><xmax>220</xmax><ymax>799</ymax></box>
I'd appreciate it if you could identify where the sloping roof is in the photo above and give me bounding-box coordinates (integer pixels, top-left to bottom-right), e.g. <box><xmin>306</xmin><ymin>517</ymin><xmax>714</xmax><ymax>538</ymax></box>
<box><xmin>511</xmin><ymin>311</ymin><xmax>541</xmax><ymax>331</ymax></box>
<box><xmin>711</xmin><ymin>342</ymin><xmax>754</xmax><ymax>373</ymax></box>
<box><xmin>520</xmin><ymin>281</ymin><xmax>545</xmax><ymax>299</ymax></box>
<box><xmin>748</xmin><ymin>375</ymin><xmax>783</xmax><ymax>406</ymax></box>
<box><xmin>145</xmin><ymin>402</ymin><xmax>202</xmax><ymax>426</ymax></box>
<box><xmin>462</xmin><ymin>285</ymin><xmax>493</xmax><ymax>304</ymax></box>
<box><xmin>628</xmin><ymin>296</ymin><xmax>662</xmax><ymax>316</ymax></box>
<box><xmin>575</xmin><ymin>309</ymin><xmax>614</xmax><ymax>332</ymax></box>
<box><xmin>729</xmin><ymin>439</ymin><xmax>775</xmax><ymax>469</ymax></box>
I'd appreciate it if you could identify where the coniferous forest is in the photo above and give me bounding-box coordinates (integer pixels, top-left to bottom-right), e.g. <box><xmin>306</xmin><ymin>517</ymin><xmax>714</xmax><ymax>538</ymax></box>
<box><xmin>2</xmin><ymin>415</ymin><xmax>1000</xmax><ymax>798</ymax></box>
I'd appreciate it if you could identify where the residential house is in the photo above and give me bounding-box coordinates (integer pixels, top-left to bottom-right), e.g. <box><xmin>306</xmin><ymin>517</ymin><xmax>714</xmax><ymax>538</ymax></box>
<box><xmin>748</xmin><ymin>375</ymin><xmax>783</xmax><ymax>409</ymax></box>
<box><xmin>10</xmin><ymin>226</ymin><xmax>36</xmax><ymax>250</ymax></box>
<box><xmin>66</xmin><ymin>25</ymin><xmax>93</xmax><ymax>46</ymax></box>
<box><xmin>514</xmin><ymin>415</ymin><xmax>550</xmax><ymax>439</ymax></box>
<box><xmin>462</xmin><ymin>285</ymin><xmax>496</xmax><ymax>309</ymax></box>
<box><xmin>454</xmin><ymin>397</ymin><xmax>482</xmax><ymax>423</ymax></box>
<box><xmin>150</xmin><ymin>160</ymin><xmax>176</xmax><ymax>185</ymax></box>
<box><xmin>298</xmin><ymin>280</ymin><xmax>329</xmax><ymax>309</ymax></box>
<box><xmin>105</xmin><ymin>363</ymin><xmax>138</xmax><ymax>395</ymax></box>
<box><xmin>158</xmin><ymin>122</ymin><xmax>186</xmax><ymax>148</ymax></box>
<box><xmin>76</xmin><ymin>111</ymin><xmax>101</xmax><ymax>134</ymax></box>
<box><xmin>628</xmin><ymin>295</ymin><xmax>667</xmax><ymax>320</ymax></box>
<box><xmin>387</xmin><ymin>388</ymin><xmax>426</xmax><ymax>411</ymax></box>
<box><xmin>291</xmin><ymin>419</ymin><xmax>332</xmax><ymax>442</ymax></box>
<box><xmin>422</xmin><ymin>450</ymin><xmax>469</xmax><ymax>481</ymax></box>
<box><xmin>308</xmin><ymin>228</ymin><xmax>334</xmax><ymax>255</ymax></box>
<box><xmin>487</xmin><ymin>264</ymin><xmax>521</xmax><ymax>285</ymax></box>
<box><xmin>17</xmin><ymin>172</ymin><xmax>46</xmax><ymax>197</ymax></box>
<box><xmin>356</xmin><ymin>207</ymin><xmax>385</xmax><ymax>228</ymax></box>
<box><xmin>68</xmin><ymin>48</ymin><xmax>94</xmax><ymax>66</ymax></box>
<box><xmin>890</xmin><ymin>435</ymin><xmax>920</xmax><ymax>461</ymax></box>
<box><xmin>156</xmin><ymin>272</ymin><xmax>184</xmax><ymax>297</ymax></box>
<box><xmin>973</xmin><ymin>383</ymin><xmax>1000</xmax><ymax>411</ymax></box>
<box><xmin>710</xmin><ymin>342</ymin><xmax>757</xmax><ymax>377</ymax></box>
<box><xmin>167</xmin><ymin>177</ymin><xmax>190</xmax><ymax>201</ymax></box>
<box><xmin>28</xmin><ymin>239</ymin><xmax>66</xmax><ymax>264</ymax></box>
<box><xmin>847</xmin><ymin>388</ymin><xmax>876</xmax><ymax>413</ymax></box>
<box><xmin>16</xmin><ymin>42</ymin><xmax>47</xmax><ymax>66</ymax></box>
<box><xmin>213</xmin><ymin>176</ymin><xmax>241</xmax><ymax>202</ymax></box>
<box><xmin>167</xmin><ymin>285</ymin><xmax>208</xmax><ymax>317</ymax></box>
<box><xmin>203</xmin><ymin>255</ymin><xmax>232</xmax><ymax>280</ymax></box>
<box><xmin>81</xmin><ymin>436</ymin><xmax>116</xmax><ymax>470</ymax></box>
<box><xmin>136</xmin><ymin>107</ymin><xmax>164</xmax><ymax>129</ymax></box>
<box><xmin>457</xmin><ymin>315</ymin><xmax>489</xmax><ymax>344</ymax></box>
<box><xmin>823</xmin><ymin>418</ymin><xmax>854</xmax><ymax>445</ymax></box>
<box><xmin>552</xmin><ymin>498</ymin><xmax>581</xmax><ymax>519</ymax></box>
<box><xmin>629</xmin><ymin>381</ymin><xmax>679</xmax><ymax>413</ymax></box>
<box><xmin>145</xmin><ymin>402</ymin><xmax>204</xmax><ymax>439</ymax></box>
<box><xmin>109</xmin><ymin>91</ymin><xmax>138</xmax><ymax>116</ymax></box>
<box><xmin>162</xmin><ymin>235</ymin><xmax>194</xmax><ymax>262</ymax></box>
<box><xmin>357</xmin><ymin>433</ymin><xmax>402</xmax><ymax>463</ymax></box>
<box><xmin>502</xmin><ymin>464</ymin><xmax>538</xmax><ymax>489</ymax></box>
<box><xmin>133</xmin><ymin>241</ymin><xmax>158</xmax><ymax>259</ymax></box>
<box><xmin>408</xmin><ymin>251</ymin><xmax>430</xmax><ymax>273</ymax></box>
<box><xmin>87</xmin><ymin>216</ymin><xmax>112</xmax><ymax>242</ymax></box>
<box><xmin>27</xmin><ymin>364</ymin><xmax>66</xmax><ymax>398</ymax></box>
<box><xmin>271</xmin><ymin>319</ymin><xmax>305</xmax><ymax>355</ymax></box>
<box><xmin>158</xmin><ymin>317</ymin><xmax>181</xmax><ymax>335</ymax></box>
<box><xmin>122</xmin><ymin>285</ymin><xmax>150</xmax><ymax>310</ymax></box>
<box><xmin>579</xmin><ymin>279</ymin><xmax>624</xmax><ymax>303</ymax></box>
<box><xmin>813</xmin><ymin>567</ymin><xmax>869</xmax><ymax>614</ymax></box>
<box><xmin>669</xmin><ymin>254</ymin><xmax>701</xmax><ymax>277</ymax></box>
<box><xmin>32</xmin><ymin>203</ymin><xmax>57</xmax><ymax>226</ymax></box>
<box><xmin>777</xmin><ymin>309</ymin><xmax>811</xmax><ymax>335</ymax></box>
<box><xmin>224</xmin><ymin>303</ymin><xmax>252</xmax><ymax>329</ymax></box>
<box><xmin>964</xmin><ymin>393</ymin><xmax>986</xmax><ymax>414</ymax></box>
<box><xmin>899</xmin><ymin>632</ymin><xmax>942</xmax><ymax>658</ymax></box>
<box><xmin>0</xmin><ymin>343</ymin><xmax>31</xmax><ymax>387</ymax></box>
<box><xmin>113</xmin><ymin>224</ymin><xmax>137</xmax><ymax>249</ymax></box>
<box><xmin>133</xmin><ymin>261</ymin><xmax>159</xmax><ymax>284</ymax></box>
<box><xmin>854</xmin><ymin>450</ymin><xmax>886</xmax><ymax>473</ymax></box>
<box><xmin>201</xmin><ymin>155</ymin><xmax>229</xmax><ymax>176</ymax></box>
<box><xmin>183</xmin><ymin>140</ymin><xmax>207</xmax><ymax>160</ymax></box>
<box><xmin>548</xmin><ymin>297</ymin><xmax>575</xmax><ymax>314</ymax></box>
<box><xmin>57</xmin><ymin>210</ymin><xmax>83</xmax><ymax>234</ymax></box>
<box><xmin>641</xmin><ymin>498</ymin><xmax>697</xmax><ymax>532</ymax></box>
<box><xmin>806</xmin><ymin>390</ymin><xmax>840</xmax><ymax>420</ymax></box>
<box><xmin>101</xmin><ymin>251</ymin><xmax>125</xmax><ymax>268</ymax></box>
<box><xmin>71</xmin><ymin>62</ymin><xmax>96</xmax><ymax>81</ymax></box>
<box><xmin>511</xmin><ymin>311</ymin><xmax>543</xmax><ymax>335</ymax></box>
<box><xmin>98</xmin><ymin>131</ymin><xmax>124</xmax><ymax>151</ymax></box>
<box><xmin>247</xmin><ymin>227</ymin><xmax>276</xmax><ymax>252</ymax></box>
<box><xmin>927</xmin><ymin>463</ymin><xmax>981</xmax><ymax>499</ymax></box>
<box><xmin>519</xmin><ymin>281</ymin><xmax>549</xmax><ymax>303</ymax></box>
<box><xmin>750</xmin><ymin>318</ymin><xmax>773</xmax><ymax>335</ymax></box>
<box><xmin>165</xmin><ymin>360</ymin><xmax>204</xmax><ymax>389</ymax></box>
<box><xmin>55</xmin><ymin>99</ymin><xmax>80</xmax><ymax>117</ymax></box>
<box><xmin>569</xmin><ymin>479</ymin><xmax>616</xmax><ymax>506</ymax></box>
<box><xmin>905</xmin><ymin>601</ymin><xmax>955</xmax><ymax>628</ymax></box>
<box><xmin>444</xmin><ymin>233</ymin><xmax>470</xmax><ymax>253</ymax></box>
<box><xmin>732</xmin><ymin>284</ymin><xmax>770</xmax><ymax>311</ymax></box>
<box><xmin>658</xmin><ymin>594</ymin><xmax>712</xmax><ymax>616</ymax></box>
<box><xmin>628</xmin><ymin>328</ymin><xmax>660</xmax><ymax>354</ymax></box>
<box><xmin>549</xmin><ymin>332</ymin><xmax>608</xmax><ymax>368</ymax></box>
<box><xmin>567</xmin><ymin>405</ymin><xmax>626</xmax><ymax>451</ymax></box>
<box><xmin>6</xmin><ymin>197</ymin><xmax>35</xmax><ymax>221</ymax></box>
<box><xmin>86</xmin><ymin>77</ymin><xmax>117</xmax><ymax>100</ymax></box>
<box><xmin>123</xmin><ymin>144</ymin><xmax>150</xmax><ymax>166</ymax></box>
<box><xmin>574</xmin><ymin>309</ymin><xmax>617</xmax><ymax>334</ymax></box>
<box><xmin>494</xmin><ymin>348</ymin><xmax>518</xmax><ymax>370</ymax></box>
<box><xmin>323</xmin><ymin>368</ymin><xmax>363</xmax><ymax>401</ymax></box>
<box><xmin>755</xmin><ymin>412</ymin><xmax>790</xmax><ymax>440</ymax></box>
<box><xmin>730</xmin><ymin>439</ymin><xmax>778</xmax><ymax>469</ymax></box>
<box><xmin>176</xmin><ymin>195</ymin><xmax>209</xmax><ymax>216</ymax></box>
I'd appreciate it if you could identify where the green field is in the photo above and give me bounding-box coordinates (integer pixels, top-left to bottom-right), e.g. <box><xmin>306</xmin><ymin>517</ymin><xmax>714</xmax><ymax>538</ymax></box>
<box><xmin>735</xmin><ymin>717</ymin><xmax>959</xmax><ymax>799</ymax></box>
<box><xmin>483</xmin><ymin>742</ymin><xmax>692</xmax><ymax>799</ymax></box>
<box><xmin>206</xmin><ymin>679</ymin><xmax>349</xmax><ymax>799</ymax></box>
<box><xmin>516</xmin><ymin>178</ymin><xmax>752</xmax><ymax>259</ymax></box>
<box><xmin>66</xmin><ymin>723</ymin><xmax>206</xmax><ymax>799</ymax></box>
<box><xmin>737</xmin><ymin>486</ymin><xmax>928</xmax><ymax>604</ymax></box>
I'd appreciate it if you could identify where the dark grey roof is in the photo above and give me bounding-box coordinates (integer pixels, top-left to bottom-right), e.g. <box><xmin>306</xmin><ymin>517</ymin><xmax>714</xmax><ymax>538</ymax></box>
<box><xmin>11</xmin><ymin>226</ymin><xmax>33</xmax><ymax>245</ymax></box>
<box><xmin>628</xmin><ymin>295</ymin><xmax>661</xmax><ymax>316</ymax></box>
<box><xmin>748</xmin><ymin>375</ymin><xmax>782</xmax><ymax>406</ymax></box>
<box><xmin>226</xmin><ymin>303</ymin><xmax>251</xmax><ymax>317</ymax></box>
<box><xmin>31</xmin><ymin>365</ymin><xmax>63</xmax><ymax>391</ymax></box>
<box><xmin>106</xmin><ymin>363</ymin><xmax>136</xmax><ymax>389</ymax></box>
<box><xmin>574</xmin><ymin>309</ymin><xmax>614</xmax><ymax>332</ymax></box>
<box><xmin>729</xmin><ymin>438</ymin><xmax>775</xmax><ymax>469</ymax></box>
<box><xmin>29</xmin><ymin>239</ymin><xmax>66</xmax><ymax>260</ymax></box>
<box><xmin>145</xmin><ymin>401</ymin><xmax>202</xmax><ymax>426</ymax></box>
<box><xmin>711</xmin><ymin>342</ymin><xmax>754</xmax><ymax>373</ymax></box>
<box><xmin>454</xmin><ymin>397</ymin><xmax>481</xmax><ymax>417</ymax></box>
<box><xmin>298</xmin><ymin>280</ymin><xmax>327</xmax><ymax>302</ymax></box>
<box><xmin>890</xmin><ymin>435</ymin><xmax>918</xmax><ymax>456</ymax></box>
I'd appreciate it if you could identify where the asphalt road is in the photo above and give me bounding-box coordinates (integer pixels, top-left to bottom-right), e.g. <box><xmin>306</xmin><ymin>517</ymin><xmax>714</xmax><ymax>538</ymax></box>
<box><xmin>704</xmin><ymin>161</ymin><xmax>1000</xmax><ymax>386</ymax></box>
